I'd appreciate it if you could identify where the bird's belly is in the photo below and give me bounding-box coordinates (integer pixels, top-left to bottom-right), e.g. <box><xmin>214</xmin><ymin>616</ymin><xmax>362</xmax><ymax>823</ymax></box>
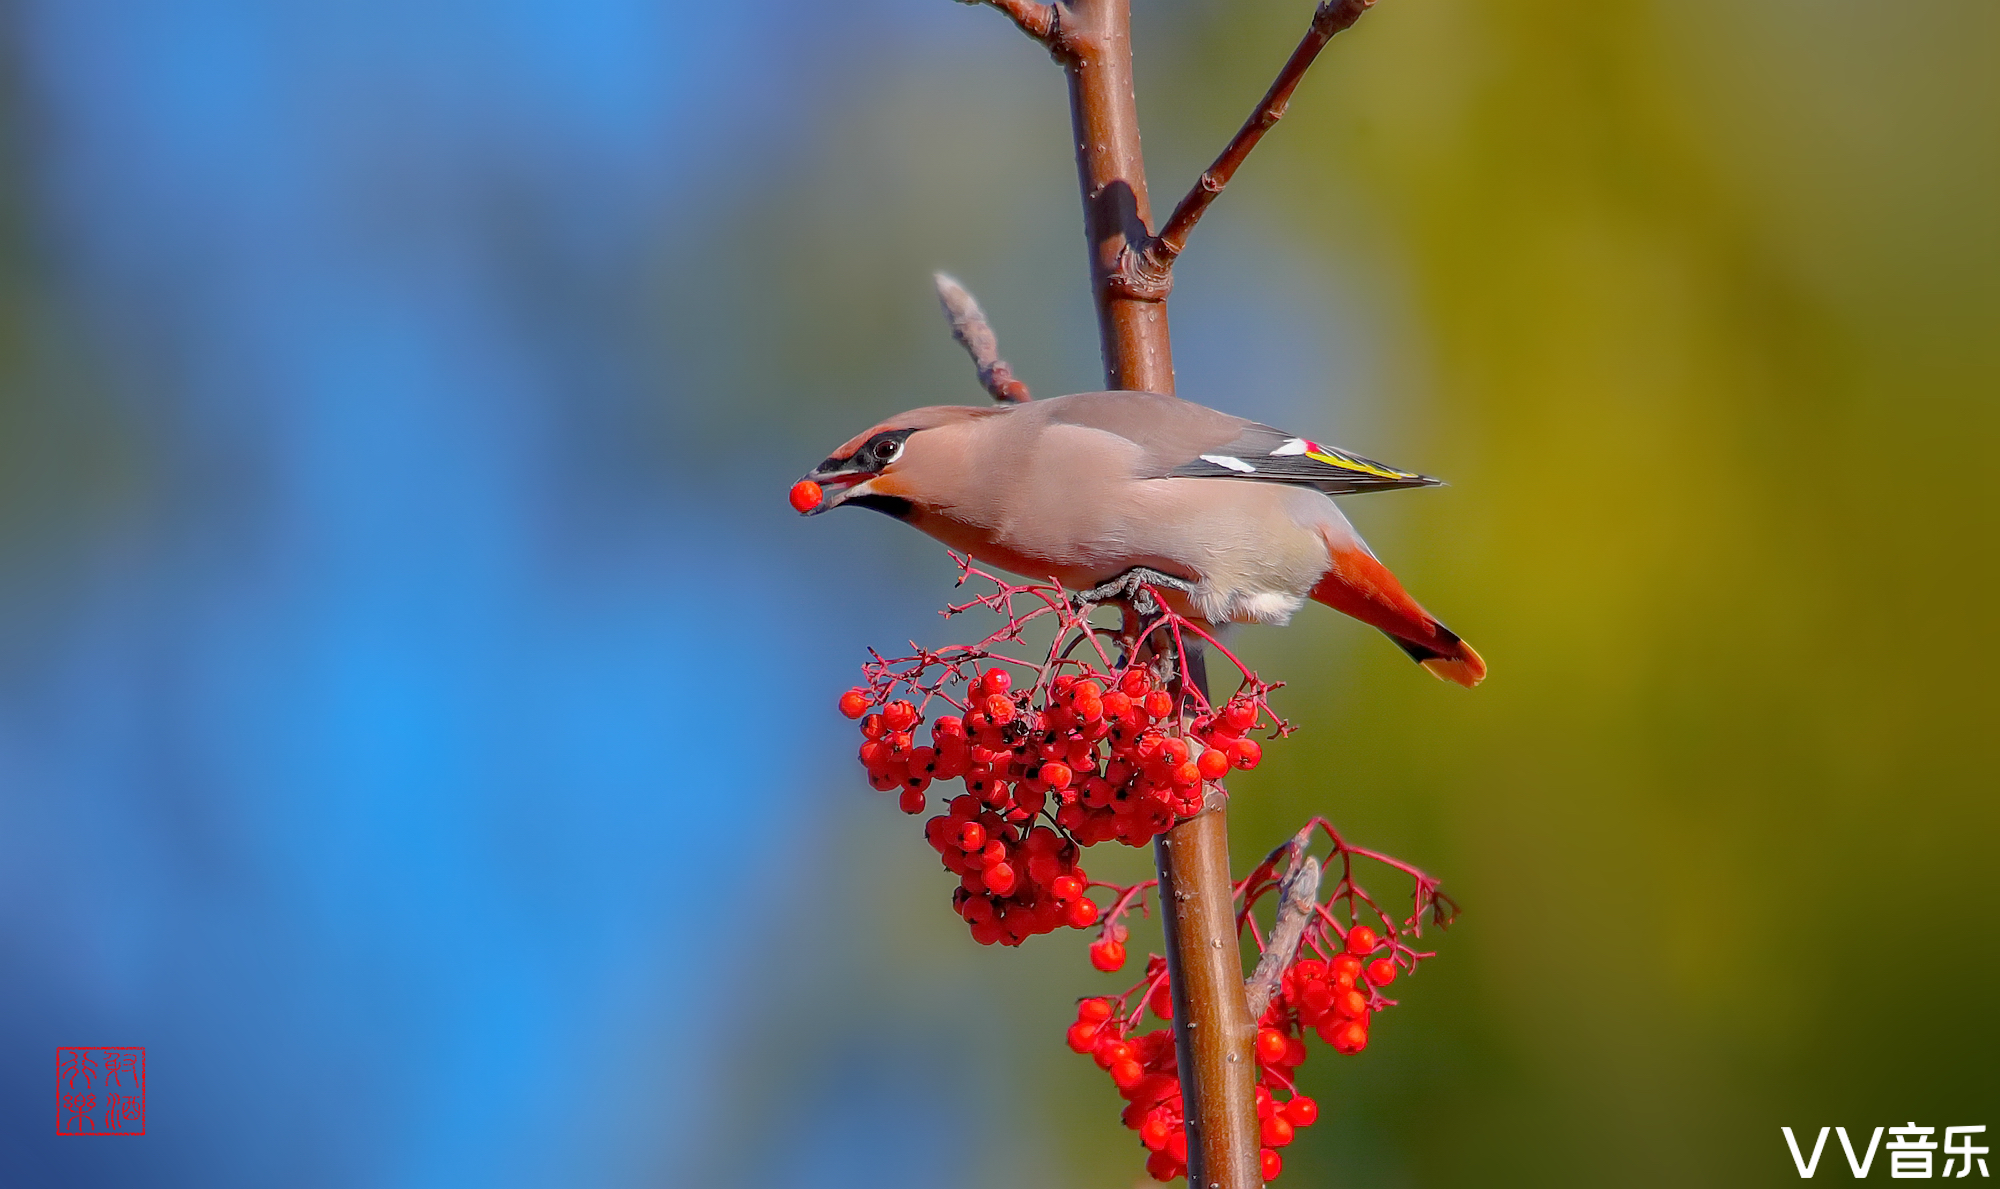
<box><xmin>907</xmin><ymin>479</ymin><xmax>1335</xmax><ymax>628</ymax></box>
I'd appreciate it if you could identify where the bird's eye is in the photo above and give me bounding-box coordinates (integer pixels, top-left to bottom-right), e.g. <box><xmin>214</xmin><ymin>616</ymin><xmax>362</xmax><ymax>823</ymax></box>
<box><xmin>874</xmin><ymin>437</ymin><xmax>904</xmax><ymax>465</ymax></box>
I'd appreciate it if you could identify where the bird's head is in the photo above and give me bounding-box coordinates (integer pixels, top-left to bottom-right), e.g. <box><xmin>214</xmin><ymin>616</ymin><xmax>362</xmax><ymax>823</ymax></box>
<box><xmin>795</xmin><ymin>405</ymin><xmax>994</xmax><ymax>519</ymax></box>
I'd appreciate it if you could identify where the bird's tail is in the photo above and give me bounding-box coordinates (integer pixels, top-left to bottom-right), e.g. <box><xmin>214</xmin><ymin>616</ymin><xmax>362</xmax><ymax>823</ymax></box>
<box><xmin>1309</xmin><ymin>541</ymin><xmax>1486</xmax><ymax>688</ymax></box>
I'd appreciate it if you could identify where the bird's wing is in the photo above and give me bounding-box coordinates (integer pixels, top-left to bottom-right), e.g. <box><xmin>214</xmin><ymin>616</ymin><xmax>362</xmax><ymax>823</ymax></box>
<box><xmin>1035</xmin><ymin>390</ymin><xmax>1440</xmax><ymax>496</ymax></box>
<box><xmin>1162</xmin><ymin>421</ymin><xmax>1440</xmax><ymax>494</ymax></box>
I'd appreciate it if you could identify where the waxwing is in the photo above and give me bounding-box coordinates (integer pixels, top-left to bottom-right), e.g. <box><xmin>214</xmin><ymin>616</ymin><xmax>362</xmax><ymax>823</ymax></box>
<box><xmin>796</xmin><ymin>390</ymin><xmax>1484</xmax><ymax>687</ymax></box>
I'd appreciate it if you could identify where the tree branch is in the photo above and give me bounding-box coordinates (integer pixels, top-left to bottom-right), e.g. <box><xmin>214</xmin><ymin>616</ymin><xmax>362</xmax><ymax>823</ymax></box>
<box><xmin>1243</xmin><ymin>828</ymin><xmax>1323</xmax><ymax>1020</ymax></box>
<box><xmin>959</xmin><ymin>0</ymin><xmax>1059</xmax><ymax>46</ymax></box>
<box><xmin>962</xmin><ymin>0</ymin><xmax>1257</xmax><ymax>1180</ymax></box>
<box><xmin>933</xmin><ymin>273</ymin><xmax>1032</xmax><ymax>403</ymax></box>
<box><xmin>1125</xmin><ymin>0</ymin><xmax>1377</xmax><ymax>294</ymax></box>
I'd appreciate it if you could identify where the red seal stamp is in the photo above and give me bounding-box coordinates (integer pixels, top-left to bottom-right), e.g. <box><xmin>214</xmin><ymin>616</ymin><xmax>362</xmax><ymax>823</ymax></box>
<box><xmin>57</xmin><ymin>1048</ymin><xmax>145</xmax><ymax>1136</ymax></box>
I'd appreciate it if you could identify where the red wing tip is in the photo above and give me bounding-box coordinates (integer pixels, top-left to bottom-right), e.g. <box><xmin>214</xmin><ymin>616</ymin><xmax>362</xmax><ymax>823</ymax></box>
<box><xmin>1421</xmin><ymin>641</ymin><xmax>1486</xmax><ymax>688</ymax></box>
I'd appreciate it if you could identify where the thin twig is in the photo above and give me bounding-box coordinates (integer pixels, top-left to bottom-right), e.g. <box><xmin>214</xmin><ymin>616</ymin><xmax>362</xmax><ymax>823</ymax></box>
<box><xmin>959</xmin><ymin>0</ymin><xmax>1058</xmax><ymax>45</ymax></box>
<box><xmin>934</xmin><ymin>273</ymin><xmax>1032</xmax><ymax>403</ymax></box>
<box><xmin>1133</xmin><ymin>0</ymin><xmax>1376</xmax><ymax>287</ymax></box>
<box><xmin>1242</xmin><ymin>829</ymin><xmax>1323</xmax><ymax>1019</ymax></box>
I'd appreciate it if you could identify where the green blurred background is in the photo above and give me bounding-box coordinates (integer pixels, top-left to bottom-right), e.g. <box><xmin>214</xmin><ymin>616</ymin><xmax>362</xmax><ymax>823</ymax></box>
<box><xmin>5</xmin><ymin>0</ymin><xmax>1994</xmax><ymax>1186</ymax></box>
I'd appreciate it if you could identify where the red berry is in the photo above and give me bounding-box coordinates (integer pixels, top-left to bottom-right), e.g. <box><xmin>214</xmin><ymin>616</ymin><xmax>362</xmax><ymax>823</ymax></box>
<box><xmin>1345</xmin><ymin>924</ymin><xmax>1380</xmax><ymax>955</ymax></box>
<box><xmin>1335</xmin><ymin>989</ymin><xmax>1369</xmax><ymax>1019</ymax></box>
<box><xmin>1261</xmin><ymin>1113</ymin><xmax>1295</xmax><ymax>1147</ymax></box>
<box><xmin>1223</xmin><ymin>701</ymin><xmax>1258</xmax><ymax>733</ymax></box>
<box><xmin>1140</xmin><ymin>1116</ymin><xmax>1171</xmax><ymax>1151</ymax></box>
<box><xmin>1077</xmin><ymin>997</ymin><xmax>1114</xmax><ymax>1023</ymax></box>
<box><xmin>1040</xmin><ymin>761</ymin><xmax>1073</xmax><ymax>789</ymax></box>
<box><xmin>1261</xmin><ymin>1148</ymin><xmax>1283</xmax><ymax>1181</ymax></box>
<box><xmin>1256</xmin><ymin>1027</ymin><xmax>1289</xmax><ymax>1064</ymax></box>
<box><xmin>883</xmin><ymin>700</ymin><xmax>918</xmax><ymax>731</ymax></box>
<box><xmin>984</xmin><ymin>861</ymin><xmax>1017</xmax><ymax>896</ymax></box>
<box><xmin>897</xmin><ymin>788</ymin><xmax>925</xmax><ymax>815</ymax></box>
<box><xmin>837</xmin><ymin>688</ymin><xmax>869</xmax><ymax>719</ymax></box>
<box><xmin>1065</xmin><ymin>1022</ymin><xmax>1100</xmax><ymax>1053</ymax></box>
<box><xmin>1283</xmin><ymin>1096</ymin><xmax>1319</xmax><ymax>1127</ymax></box>
<box><xmin>980</xmin><ymin>669</ymin><xmax>1012</xmax><ymax>695</ymax></box>
<box><xmin>1110</xmin><ymin>1058</ymin><xmax>1145</xmax><ymax>1089</ymax></box>
<box><xmin>1228</xmin><ymin>738</ymin><xmax>1262</xmax><ymax>770</ymax></box>
<box><xmin>1065</xmin><ymin>897</ymin><xmax>1100</xmax><ymax>928</ymax></box>
<box><xmin>1196</xmin><ymin>748</ymin><xmax>1230</xmax><ymax>781</ymax></box>
<box><xmin>1148</xmin><ymin>982</ymin><xmax>1173</xmax><ymax>1020</ymax></box>
<box><xmin>1051</xmin><ymin>874</ymin><xmax>1084</xmax><ymax>900</ymax></box>
<box><xmin>788</xmin><ymin>479</ymin><xmax>823</xmax><ymax>513</ymax></box>
<box><xmin>1145</xmin><ymin>1151</ymin><xmax>1178</xmax><ymax>1183</ymax></box>
<box><xmin>1365</xmin><ymin>958</ymin><xmax>1397</xmax><ymax>986</ymax></box>
<box><xmin>1090</xmin><ymin>939</ymin><xmax>1127</xmax><ymax>972</ymax></box>
<box><xmin>953</xmin><ymin>821</ymin><xmax>987</xmax><ymax>852</ymax></box>
<box><xmin>1166</xmin><ymin>1129</ymin><xmax>1188</xmax><ymax>1164</ymax></box>
<box><xmin>1143</xmin><ymin>690</ymin><xmax>1175</xmax><ymax>719</ymax></box>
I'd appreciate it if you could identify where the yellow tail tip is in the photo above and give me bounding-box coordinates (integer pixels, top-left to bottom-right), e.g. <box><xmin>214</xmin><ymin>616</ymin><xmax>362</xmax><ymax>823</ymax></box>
<box><xmin>1421</xmin><ymin>642</ymin><xmax>1486</xmax><ymax>688</ymax></box>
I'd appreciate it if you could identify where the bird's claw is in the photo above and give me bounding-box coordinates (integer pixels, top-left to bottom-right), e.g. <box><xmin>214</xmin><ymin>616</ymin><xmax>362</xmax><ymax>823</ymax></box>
<box><xmin>1072</xmin><ymin>567</ymin><xmax>1195</xmax><ymax>619</ymax></box>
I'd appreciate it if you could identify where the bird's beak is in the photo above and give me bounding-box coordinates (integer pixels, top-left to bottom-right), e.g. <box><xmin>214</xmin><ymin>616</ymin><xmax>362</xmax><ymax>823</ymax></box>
<box><xmin>797</xmin><ymin>466</ymin><xmax>875</xmax><ymax>516</ymax></box>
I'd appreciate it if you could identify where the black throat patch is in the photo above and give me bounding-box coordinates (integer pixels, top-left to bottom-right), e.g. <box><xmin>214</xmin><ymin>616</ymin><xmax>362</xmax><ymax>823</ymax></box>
<box><xmin>847</xmin><ymin>493</ymin><xmax>914</xmax><ymax>520</ymax></box>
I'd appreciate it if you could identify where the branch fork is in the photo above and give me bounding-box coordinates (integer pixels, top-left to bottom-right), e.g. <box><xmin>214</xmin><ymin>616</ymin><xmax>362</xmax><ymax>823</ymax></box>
<box><xmin>969</xmin><ymin>0</ymin><xmax>1380</xmax><ymax>307</ymax></box>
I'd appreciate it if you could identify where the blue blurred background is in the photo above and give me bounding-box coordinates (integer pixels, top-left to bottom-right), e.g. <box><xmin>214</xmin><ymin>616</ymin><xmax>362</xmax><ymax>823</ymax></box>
<box><xmin>2</xmin><ymin>1</ymin><xmax>1994</xmax><ymax>1187</ymax></box>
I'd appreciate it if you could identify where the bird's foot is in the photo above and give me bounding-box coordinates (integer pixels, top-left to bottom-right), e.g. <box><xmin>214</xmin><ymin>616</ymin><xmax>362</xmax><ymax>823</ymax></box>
<box><xmin>1073</xmin><ymin>567</ymin><xmax>1196</xmax><ymax>619</ymax></box>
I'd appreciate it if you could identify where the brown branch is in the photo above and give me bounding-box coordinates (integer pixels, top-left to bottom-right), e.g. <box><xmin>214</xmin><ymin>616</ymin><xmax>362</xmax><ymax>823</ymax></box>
<box><xmin>1243</xmin><ymin>829</ymin><xmax>1323</xmax><ymax>1020</ymax></box>
<box><xmin>1044</xmin><ymin>0</ymin><xmax>1258</xmax><ymax>1182</ymax></box>
<box><xmin>959</xmin><ymin>0</ymin><xmax>1058</xmax><ymax>46</ymax></box>
<box><xmin>1154</xmin><ymin>643</ymin><xmax>1260</xmax><ymax>1189</ymax></box>
<box><xmin>961</xmin><ymin>0</ymin><xmax>1263</xmax><ymax>1181</ymax></box>
<box><xmin>933</xmin><ymin>273</ymin><xmax>1032</xmax><ymax>403</ymax></box>
<box><xmin>1123</xmin><ymin>0</ymin><xmax>1377</xmax><ymax>296</ymax></box>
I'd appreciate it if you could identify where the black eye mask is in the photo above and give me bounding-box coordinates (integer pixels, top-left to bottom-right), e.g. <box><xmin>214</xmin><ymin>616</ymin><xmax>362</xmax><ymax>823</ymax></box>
<box><xmin>819</xmin><ymin>428</ymin><xmax>916</xmax><ymax>476</ymax></box>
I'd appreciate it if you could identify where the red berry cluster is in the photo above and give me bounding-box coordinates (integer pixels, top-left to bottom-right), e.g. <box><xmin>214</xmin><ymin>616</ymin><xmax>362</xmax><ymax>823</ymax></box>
<box><xmin>1267</xmin><ymin>925</ymin><xmax>1399</xmax><ymax>1056</ymax></box>
<box><xmin>838</xmin><ymin>563</ymin><xmax>1455</xmax><ymax>1187</ymax></box>
<box><xmin>843</xmin><ymin>664</ymin><xmax>1273</xmax><ymax>943</ymax></box>
<box><xmin>845</xmin><ymin>666</ymin><xmax>1265</xmax><ymax>842</ymax></box>
<box><xmin>923</xmin><ymin>797</ymin><xmax>1100</xmax><ymax>946</ymax></box>
<box><xmin>1068</xmin><ymin>820</ymin><xmax>1452</xmax><ymax>1184</ymax></box>
<box><xmin>1066</xmin><ymin>969</ymin><xmax>1319</xmax><ymax>1183</ymax></box>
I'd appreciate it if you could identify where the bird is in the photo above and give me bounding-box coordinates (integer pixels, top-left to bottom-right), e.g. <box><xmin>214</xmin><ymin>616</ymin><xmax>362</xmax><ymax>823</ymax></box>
<box><xmin>795</xmin><ymin>389</ymin><xmax>1484</xmax><ymax>687</ymax></box>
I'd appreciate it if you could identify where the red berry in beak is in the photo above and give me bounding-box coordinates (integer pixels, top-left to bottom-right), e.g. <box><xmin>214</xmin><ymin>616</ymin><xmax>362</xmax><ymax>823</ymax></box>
<box><xmin>789</xmin><ymin>479</ymin><xmax>824</xmax><ymax>513</ymax></box>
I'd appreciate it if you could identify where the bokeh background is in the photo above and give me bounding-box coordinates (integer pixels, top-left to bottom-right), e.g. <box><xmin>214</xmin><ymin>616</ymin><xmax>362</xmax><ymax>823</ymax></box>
<box><xmin>3</xmin><ymin>0</ymin><xmax>1994</xmax><ymax>1186</ymax></box>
